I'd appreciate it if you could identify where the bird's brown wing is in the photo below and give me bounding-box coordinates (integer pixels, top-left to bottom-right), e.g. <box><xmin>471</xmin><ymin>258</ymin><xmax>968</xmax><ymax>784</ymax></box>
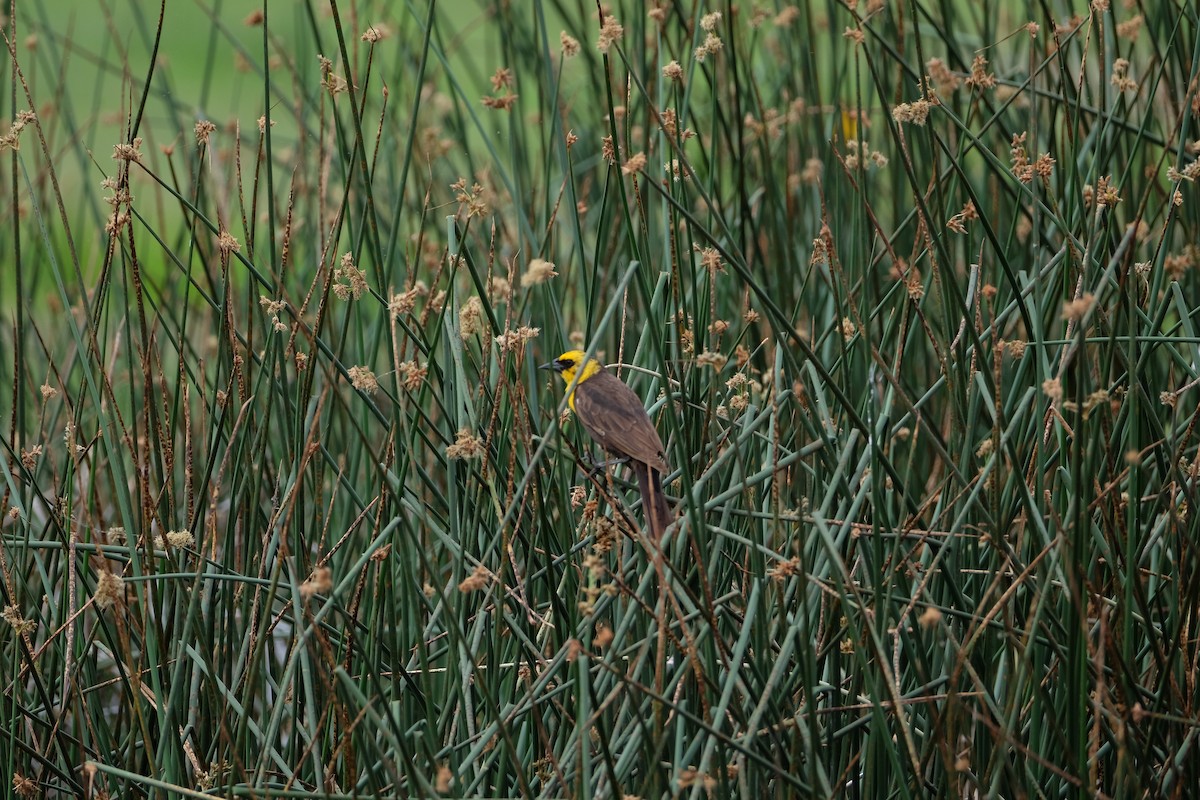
<box><xmin>573</xmin><ymin>370</ymin><xmax>669</xmax><ymax>473</ymax></box>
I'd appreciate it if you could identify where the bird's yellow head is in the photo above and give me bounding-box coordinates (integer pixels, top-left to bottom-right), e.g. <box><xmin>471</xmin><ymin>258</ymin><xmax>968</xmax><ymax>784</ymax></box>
<box><xmin>541</xmin><ymin>350</ymin><xmax>602</xmax><ymax>384</ymax></box>
<box><xmin>540</xmin><ymin>350</ymin><xmax>603</xmax><ymax>409</ymax></box>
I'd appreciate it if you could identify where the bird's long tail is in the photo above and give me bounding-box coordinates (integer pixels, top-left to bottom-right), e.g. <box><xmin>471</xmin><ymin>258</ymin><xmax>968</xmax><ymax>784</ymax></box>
<box><xmin>635</xmin><ymin>463</ymin><xmax>674</xmax><ymax>539</ymax></box>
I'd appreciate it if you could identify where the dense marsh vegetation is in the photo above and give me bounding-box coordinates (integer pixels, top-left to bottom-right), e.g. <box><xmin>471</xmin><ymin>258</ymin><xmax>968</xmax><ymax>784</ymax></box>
<box><xmin>2</xmin><ymin>1</ymin><xmax>1199</xmax><ymax>797</ymax></box>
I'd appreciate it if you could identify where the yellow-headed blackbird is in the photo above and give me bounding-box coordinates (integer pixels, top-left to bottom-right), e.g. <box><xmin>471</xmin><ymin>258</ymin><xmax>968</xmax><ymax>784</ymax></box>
<box><xmin>541</xmin><ymin>350</ymin><xmax>673</xmax><ymax>538</ymax></box>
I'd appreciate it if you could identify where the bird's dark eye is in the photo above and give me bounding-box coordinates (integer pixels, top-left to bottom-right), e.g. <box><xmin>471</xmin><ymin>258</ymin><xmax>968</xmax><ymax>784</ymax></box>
<box><xmin>557</xmin><ymin>358</ymin><xmax>574</xmax><ymax>368</ymax></box>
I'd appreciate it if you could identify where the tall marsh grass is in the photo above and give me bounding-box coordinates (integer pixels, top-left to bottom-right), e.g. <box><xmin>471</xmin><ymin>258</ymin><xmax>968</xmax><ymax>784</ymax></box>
<box><xmin>2</xmin><ymin>1</ymin><xmax>1199</xmax><ymax>797</ymax></box>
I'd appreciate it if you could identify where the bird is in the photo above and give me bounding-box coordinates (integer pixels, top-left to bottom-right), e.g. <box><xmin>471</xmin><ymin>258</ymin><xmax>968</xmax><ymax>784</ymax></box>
<box><xmin>541</xmin><ymin>350</ymin><xmax>674</xmax><ymax>539</ymax></box>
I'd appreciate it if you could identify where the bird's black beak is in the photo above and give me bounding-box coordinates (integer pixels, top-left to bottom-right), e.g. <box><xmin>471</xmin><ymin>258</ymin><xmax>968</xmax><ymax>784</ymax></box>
<box><xmin>538</xmin><ymin>361</ymin><xmax>554</xmax><ymax>371</ymax></box>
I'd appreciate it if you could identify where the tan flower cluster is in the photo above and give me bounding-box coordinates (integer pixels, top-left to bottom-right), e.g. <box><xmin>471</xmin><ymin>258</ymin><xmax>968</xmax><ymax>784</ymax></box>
<box><xmin>844</xmin><ymin>140</ymin><xmax>888</xmax><ymax>170</ymax></box>
<box><xmin>1009</xmin><ymin>132</ymin><xmax>1054</xmax><ymax>183</ymax></box>
<box><xmin>361</xmin><ymin>24</ymin><xmax>391</xmax><ymax>43</ymax></box>
<box><xmin>677</xmin><ymin>768</ymin><xmax>717</xmax><ymax>792</ymax></box>
<box><xmin>696</xmin><ymin>351</ymin><xmax>727</xmax><ymax>370</ymax></box>
<box><xmin>601</xmin><ymin>135</ymin><xmax>616</xmax><ymax>164</ymax></box>
<box><xmin>160</xmin><ymin>529</ymin><xmax>195</xmax><ymax>549</ymax></box>
<box><xmin>659</xmin><ymin>109</ymin><xmax>694</xmax><ymax>141</ymax></box>
<box><xmin>695</xmin><ymin>13</ymin><xmax>723</xmax><ymax>60</ymax></box>
<box><xmin>13</xmin><ymin>773</ymin><xmax>37</xmax><ymax>798</ymax></box>
<box><xmin>662</xmin><ymin>60</ymin><xmax>683</xmax><ymax>81</ymax></box>
<box><xmin>458</xmin><ymin>564</ymin><xmax>491</xmax><ymax>592</ymax></box>
<box><xmin>906</xmin><ymin>271</ymin><xmax>925</xmax><ymax>300</ymax></box>
<box><xmin>1116</xmin><ymin>15</ymin><xmax>1143</xmax><ymax>41</ymax></box>
<box><xmin>435</xmin><ymin>765</ymin><xmax>453</xmax><ymax>794</ymax></box>
<box><xmin>397</xmin><ymin>360</ymin><xmax>428</xmax><ymax>391</ymax></box>
<box><xmin>725</xmin><ymin>373</ymin><xmax>749</xmax><ymax>392</ymax></box>
<box><xmin>1164</xmin><ymin>250</ymin><xmax>1195</xmax><ymax>279</ymax></box>
<box><xmin>111</xmin><ymin>135</ymin><xmax>143</xmax><ymax>163</ymax></box>
<box><xmin>1095</xmin><ymin>176</ymin><xmax>1121</xmax><ymax>207</ymax></box>
<box><xmin>597</xmin><ymin>15</ymin><xmax>624</xmax><ymax>52</ymax></box>
<box><xmin>482</xmin><ymin>67</ymin><xmax>518</xmax><ymax>110</ymax></box>
<box><xmin>697</xmin><ymin>245</ymin><xmax>725</xmax><ymax>274</ymax></box>
<box><xmin>20</xmin><ymin>445</ymin><xmax>42</xmax><ymax>470</ymax></box>
<box><xmin>561</xmin><ymin>31</ymin><xmax>580</xmax><ymax>56</ymax></box>
<box><xmin>347</xmin><ymin>365</ymin><xmax>378</xmax><ymax>393</ymax></box>
<box><xmin>522</xmin><ymin>258</ymin><xmax>558</xmax><ymax>288</ymax></box>
<box><xmin>451</xmin><ymin>177</ymin><xmax>489</xmax><ymax>218</ymax></box>
<box><xmin>389</xmin><ymin>286</ymin><xmax>421</xmax><ymax>318</ymax></box>
<box><xmin>801</xmin><ymin>157</ymin><xmax>823</xmax><ymax>185</ymax></box>
<box><xmin>481</xmin><ymin>92</ymin><xmax>518</xmax><ymax>110</ymax></box>
<box><xmin>621</xmin><ymin>151</ymin><xmax>647</xmax><ymax>175</ymax></box>
<box><xmin>1110</xmin><ymin>58</ymin><xmax>1136</xmax><ymax>93</ymax></box>
<box><xmin>318</xmin><ymin>55</ymin><xmax>348</xmax><ymax>95</ymax></box>
<box><xmin>495</xmin><ymin>326</ymin><xmax>541</xmax><ymax>352</ymax></box>
<box><xmin>592</xmin><ymin>515</ymin><xmax>622</xmax><ymax>554</ymax></box>
<box><xmin>892</xmin><ymin>99</ymin><xmax>933</xmax><ymax>126</ymax></box>
<box><xmin>810</xmin><ymin>231</ymin><xmax>830</xmax><ymax>267</ymax></box>
<box><xmin>217</xmin><ymin>231</ymin><xmax>241</xmax><ymax>255</ymax></box>
<box><xmin>570</xmin><ymin>485</ymin><xmax>587</xmax><ymax>508</ymax></box>
<box><xmin>419</xmin><ymin>126</ymin><xmax>452</xmax><ymax>161</ymax></box>
<box><xmin>333</xmin><ymin>252</ymin><xmax>368</xmax><ymax>300</ymax></box>
<box><xmin>194</xmin><ymin>119</ymin><xmax>216</xmax><ymax>145</ymax></box>
<box><xmin>0</xmin><ymin>110</ymin><xmax>34</xmax><ymax>151</ymax></box>
<box><xmin>459</xmin><ymin>296</ymin><xmax>486</xmax><ymax>339</ymax></box>
<box><xmin>446</xmin><ymin>428</ymin><xmax>485</xmax><ymax>460</ymax></box>
<box><xmin>1061</xmin><ymin>292</ymin><xmax>1096</xmax><ymax>322</ymax></box>
<box><xmin>964</xmin><ymin>55</ymin><xmax>996</xmax><ymax>91</ymax></box>
<box><xmin>2</xmin><ymin>605</ymin><xmax>35</xmax><ymax>635</ymax></box>
<box><xmin>490</xmin><ymin>67</ymin><xmax>513</xmax><ymax>91</ymax></box>
<box><xmin>775</xmin><ymin>6</ymin><xmax>800</xmax><ymax>26</ymax></box>
<box><xmin>726</xmin><ymin>371</ymin><xmax>752</xmax><ymax>413</ymax></box>
<box><xmin>918</xmin><ymin>607</ymin><xmax>942</xmax><ymax>629</ymax></box>
<box><xmin>1056</xmin><ymin>15</ymin><xmax>1085</xmax><ymax>35</ymax></box>
<box><xmin>679</xmin><ymin>325</ymin><xmax>695</xmax><ymax>355</ymax></box>
<box><xmin>594</xmin><ymin>624</ymin><xmax>614</xmax><ymax>649</ymax></box>
<box><xmin>101</xmin><ymin>177</ymin><xmax>133</xmax><ymax>210</ymax></box>
<box><xmin>744</xmin><ymin>108</ymin><xmax>786</xmax><ymax>141</ymax></box>
<box><xmin>94</xmin><ymin>571</ymin><xmax>124</xmax><ymax>610</ymax></box>
<box><xmin>300</xmin><ymin>566</ymin><xmax>333</xmax><ymax>599</ymax></box>
<box><xmin>946</xmin><ymin>200</ymin><xmax>978</xmax><ymax>233</ymax></box>
<box><xmin>767</xmin><ymin>557</ymin><xmax>802</xmax><ymax>581</ymax></box>
<box><xmin>488</xmin><ymin>276</ymin><xmax>512</xmax><ymax>303</ymax></box>
<box><xmin>259</xmin><ymin>296</ymin><xmax>288</xmax><ymax>332</ymax></box>
<box><xmin>1082</xmin><ymin>389</ymin><xmax>1110</xmax><ymax>417</ymax></box>
<box><xmin>927</xmin><ymin>58</ymin><xmax>961</xmax><ymax>94</ymax></box>
<box><xmin>744</xmin><ymin>5</ymin><xmax>770</xmax><ymax>27</ymax></box>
